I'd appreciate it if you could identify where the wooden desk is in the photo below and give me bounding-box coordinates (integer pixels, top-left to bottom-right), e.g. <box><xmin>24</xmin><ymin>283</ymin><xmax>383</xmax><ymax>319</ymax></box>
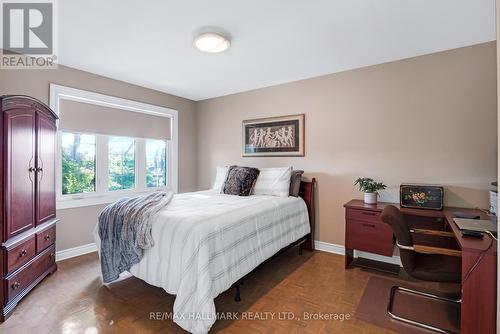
<box><xmin>344</xmin><ymin>199</ymin><xmax>497</xmax><ymax>334</ymax></box>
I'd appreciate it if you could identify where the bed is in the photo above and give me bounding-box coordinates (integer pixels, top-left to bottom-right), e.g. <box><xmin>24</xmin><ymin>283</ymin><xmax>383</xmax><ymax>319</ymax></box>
<box><xmin>94</xmin><ymin>179</ymin><xmax>316</xmax><ymax>334</ymax></box>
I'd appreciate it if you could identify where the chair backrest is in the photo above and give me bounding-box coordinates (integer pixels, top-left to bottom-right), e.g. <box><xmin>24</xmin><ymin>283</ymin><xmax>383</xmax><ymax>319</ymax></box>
<box><xmin>380</xmin><ymin>205</ymin><xmax>416</xmax><ymax>274</ymax></box>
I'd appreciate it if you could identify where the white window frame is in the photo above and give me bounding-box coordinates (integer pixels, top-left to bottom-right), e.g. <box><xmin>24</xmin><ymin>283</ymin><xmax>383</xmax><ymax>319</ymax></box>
<box><xmin>50</xmin><ymin>84</ymin><xmax>178</xmax><ymax>209</ymax></box>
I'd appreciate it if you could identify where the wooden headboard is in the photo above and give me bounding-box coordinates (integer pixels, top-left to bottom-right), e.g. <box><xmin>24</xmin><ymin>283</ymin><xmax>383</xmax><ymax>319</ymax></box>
<box><xmin>299</xmin><ymin>178</ymin><xmax>316</xmax><ymax>251</ymax></box>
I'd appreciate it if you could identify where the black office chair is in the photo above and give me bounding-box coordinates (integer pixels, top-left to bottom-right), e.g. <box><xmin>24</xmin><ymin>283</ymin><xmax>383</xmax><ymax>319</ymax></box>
<box><xmin>380</xmin><ymin>205</ymin><xmax>461</xmax><ymax>334</ymax></box>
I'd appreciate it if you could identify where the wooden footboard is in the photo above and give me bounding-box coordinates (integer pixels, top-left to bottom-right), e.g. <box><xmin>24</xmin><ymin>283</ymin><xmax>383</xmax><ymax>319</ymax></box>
<box><xmin>299</xmin><ymin>178</ymin><xmax>316</xmax><ymax>251</ymax></box>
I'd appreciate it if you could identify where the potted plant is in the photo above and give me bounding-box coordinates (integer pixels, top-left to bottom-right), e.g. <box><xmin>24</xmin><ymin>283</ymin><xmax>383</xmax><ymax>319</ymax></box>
<box><xmin>354</xmin><ymin>177</ymin><xmax>386</xmax><ymax>204</ymax></box>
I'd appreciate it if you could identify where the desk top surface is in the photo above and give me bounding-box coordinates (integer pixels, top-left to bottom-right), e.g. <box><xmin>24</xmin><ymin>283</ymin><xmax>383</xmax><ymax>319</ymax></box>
<box><xmin>345</xmin><ymin>199</ymin><xmax>497</xmax><ymax>253</ymax></box>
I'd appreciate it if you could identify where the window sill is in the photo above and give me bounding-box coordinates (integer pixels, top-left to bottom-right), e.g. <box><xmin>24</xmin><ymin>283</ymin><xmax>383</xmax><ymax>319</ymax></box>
<box><xmin>56</xmin><ymin>188</ymin><xmax>169</xmax><ymax>210</ymax></box>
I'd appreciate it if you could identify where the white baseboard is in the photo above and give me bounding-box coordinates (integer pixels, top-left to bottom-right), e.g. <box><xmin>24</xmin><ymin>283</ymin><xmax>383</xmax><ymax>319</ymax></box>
<box><xmin>56</xmin><ymin>242</ymin><xmax>98</xmax><ymax>262</ymax></box>
<box><xmin>315</xmin><ymin>240</ymin><xmax>345</xmax><ymax>255</ymax></box>
<box><xmin>315</xmin><ymin>240</ymin><xmax>402</xmax><ymax>266</ymax></box>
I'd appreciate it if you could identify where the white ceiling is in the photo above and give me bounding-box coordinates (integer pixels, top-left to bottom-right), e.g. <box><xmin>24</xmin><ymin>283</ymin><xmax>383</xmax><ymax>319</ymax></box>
<box><xmin>58</xmin><ymin>0</ymin><xmax>496</xmax><ymax>101</ymax></box>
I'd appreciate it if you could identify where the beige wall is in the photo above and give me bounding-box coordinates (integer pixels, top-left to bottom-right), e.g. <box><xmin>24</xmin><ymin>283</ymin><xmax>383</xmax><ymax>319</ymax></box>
<box><xmin>196</xmin><ymin>42</ymin><xmax>498</xmax><ymax>246</ymax></box>
<box><xmin>0</xmin><ymin>65</ymin><xmax>198</xmax><ymax>251</ymax></box>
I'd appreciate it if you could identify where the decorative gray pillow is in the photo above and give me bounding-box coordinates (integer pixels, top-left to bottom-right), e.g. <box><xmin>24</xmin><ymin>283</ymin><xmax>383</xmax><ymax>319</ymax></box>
<box><xmin>223</xmin><ymin>166</ymin><xmax>260</xmax><ymax>196</ymax></box>
<box><xmin>289</xmin><ymin>170</ymin><xmax>304</xmax><ymax>197</ymax></box>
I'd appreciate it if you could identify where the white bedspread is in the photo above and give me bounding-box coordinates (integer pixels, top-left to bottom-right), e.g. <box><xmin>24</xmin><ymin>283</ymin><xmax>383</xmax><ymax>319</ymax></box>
<box><xmin>94</xmin><ymin>190</ymin><xmax>310</xmax><ymax>333</ymax></box>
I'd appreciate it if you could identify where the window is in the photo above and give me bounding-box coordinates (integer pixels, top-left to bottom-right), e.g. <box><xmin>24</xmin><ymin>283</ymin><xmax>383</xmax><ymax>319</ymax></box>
<box><xmin>52</xmin><ymin>84</ymin><xmax>178</xmax><ymax>209</ymax></box>
<box><xmin>60</xmin><ymin>133</ymin><xmax>168</xmax><ymax>200</ymax></box>
<box><xmin>146</xmin><ymin>139</ymin><xmax>167</xmax><ymax>188</ymax></box>
<box><xmin>108</xmin><ymin>136</ymin><xmax>136</xmax><ymax>191</ymax></box>
<box><xmin>61</xmin><ymin>132</ymin><xmax>96</xmax><ymax>195</ymax></box>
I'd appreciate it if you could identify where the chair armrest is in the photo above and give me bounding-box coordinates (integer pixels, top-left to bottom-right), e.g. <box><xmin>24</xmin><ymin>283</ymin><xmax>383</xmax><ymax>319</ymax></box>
<box><xmin>411</xmin><ymin>228</ymin><xmax>455</xmax><ymax>238</ymax></box>
<box><xmin>413</xmin><ymin>244</ymin><xmax>461</xmax><ymax>257</ymax></box>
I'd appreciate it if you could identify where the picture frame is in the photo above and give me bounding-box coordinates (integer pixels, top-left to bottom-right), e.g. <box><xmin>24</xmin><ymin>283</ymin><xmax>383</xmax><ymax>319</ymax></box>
<box><xmin>242</xmin><ymin>114</ymin><xmax>305</xmax><ymax>157</ymax></box>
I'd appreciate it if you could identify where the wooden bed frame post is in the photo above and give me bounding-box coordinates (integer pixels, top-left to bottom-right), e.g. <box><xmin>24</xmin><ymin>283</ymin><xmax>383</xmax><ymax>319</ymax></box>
<box><xmin>299</xmin><ymin>178</ymin><xmax>316</xmax><ymax>251</ymax></box>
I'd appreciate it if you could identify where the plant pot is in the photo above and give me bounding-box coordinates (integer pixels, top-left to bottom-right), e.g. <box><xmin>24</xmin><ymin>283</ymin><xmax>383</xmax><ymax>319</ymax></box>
<box><xmin>364</xmin><ymin>192</ymin><xmax>377</xmax><ymax>204</ymax></box>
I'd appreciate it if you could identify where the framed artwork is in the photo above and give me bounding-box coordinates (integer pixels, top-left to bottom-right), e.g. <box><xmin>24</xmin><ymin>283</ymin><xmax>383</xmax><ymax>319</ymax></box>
<box><xmin>242</xmin><ymin>114</ymin><xmax>304</xmax><ymax>157</ymax></box>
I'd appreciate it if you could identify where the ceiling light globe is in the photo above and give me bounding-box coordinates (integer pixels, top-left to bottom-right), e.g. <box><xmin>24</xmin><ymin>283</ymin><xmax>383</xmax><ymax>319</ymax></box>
<box><xmin>194</xmin><ymin>33</ymin><xmax>230</xmax><ymax>53</ymax></box>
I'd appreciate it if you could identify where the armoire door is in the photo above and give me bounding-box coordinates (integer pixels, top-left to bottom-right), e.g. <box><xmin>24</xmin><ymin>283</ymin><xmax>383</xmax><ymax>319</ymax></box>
<box><xmin>5</xmin><ymin>108</ymin><xmax>36</xmax><ymax>239</ymax></box>
<box><xmin>36</xmin><ymin>112</ymin><xmax>57</xmax><ymax>225</ymax></box>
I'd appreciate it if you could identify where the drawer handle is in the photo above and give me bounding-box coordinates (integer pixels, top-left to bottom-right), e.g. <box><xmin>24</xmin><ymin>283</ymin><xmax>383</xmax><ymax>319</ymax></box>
<box><xmin>11</xmin><ymin>282</ymin><xmax>21</xmax><ymax>290</ymax></box>
<box><xmin>19</xmin><ymin>249</ymin><xmax>27</xmax><ymax>257</ymax></box>
<box><xmin>362</xmin><ymin>223</ymin><xmax>376</xmax><ymax>228</ymax></box>
<box><xmin>44</xmin><ymin>234</ymin><xmax>51</xmax><ymax>241</ymax></box>
<box><xmin>362</xmin><ymin>212</ymin><xmax>376</xmax><ymax>216</ymax></box>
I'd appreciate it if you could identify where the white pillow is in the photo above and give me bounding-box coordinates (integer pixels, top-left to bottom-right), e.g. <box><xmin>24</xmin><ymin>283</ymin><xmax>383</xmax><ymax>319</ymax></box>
<box><xmin>253</xmin><ymin>167</ymin><xmax>292</xmax><ymax>197</ymax></box>
<box><xmin>212</xmin><ymin>166</ymin><xmax>229</xmax><ymax>192</ymax></box>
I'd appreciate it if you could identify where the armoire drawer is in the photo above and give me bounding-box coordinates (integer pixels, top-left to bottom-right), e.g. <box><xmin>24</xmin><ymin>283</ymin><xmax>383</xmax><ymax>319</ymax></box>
<box><xmin>6</xmin><ymin>236</ymin><xmax>36</xmax><ymax>274</ymax></box>
<box><xmin>5</xmin><ymin>245</ymin><xmax>56</xmax><ymax>302</ymax></box>
<box><xmin>36</xmin><ymin>225</ymin><xmax>56</xmax><ymax>253</ymax></box>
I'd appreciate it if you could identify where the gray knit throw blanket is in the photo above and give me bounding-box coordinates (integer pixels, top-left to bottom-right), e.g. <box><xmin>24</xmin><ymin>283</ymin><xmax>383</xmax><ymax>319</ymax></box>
<box><xmin>98</xmin><ymin>191</ymin><xmax>173</xmax><ymax>283</ymax></box>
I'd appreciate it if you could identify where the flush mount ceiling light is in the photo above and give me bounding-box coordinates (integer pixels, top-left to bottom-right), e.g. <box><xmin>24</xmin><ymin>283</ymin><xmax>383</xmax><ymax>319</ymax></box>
<box><xmin>194</xmin><ymin>32</ymin><xmax>230</xmax><ymax>53</ymax></box>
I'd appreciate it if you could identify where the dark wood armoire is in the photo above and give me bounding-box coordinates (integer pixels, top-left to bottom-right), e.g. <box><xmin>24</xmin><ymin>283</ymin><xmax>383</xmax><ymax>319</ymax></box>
<box><xmin>0</xmin><ymin>96</ymin><xmax>58</xmax><ymax>321</ymax></box>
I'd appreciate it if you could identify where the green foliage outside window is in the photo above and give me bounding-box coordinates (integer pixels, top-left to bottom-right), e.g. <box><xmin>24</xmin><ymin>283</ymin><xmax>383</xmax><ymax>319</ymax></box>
<box><xmin>61</xmin><ymin>132</ymin><xmax>96</xmax><ymax>195</ymax></box>
<box><xmin>108</xmin><ymin>137</ymin><xmax>135</xmax><ymax>191</ymax></box>
<box><xmin>62</xmin><ymin>133</ymin><xmax>167</xmax><ymax>195</ymax></box>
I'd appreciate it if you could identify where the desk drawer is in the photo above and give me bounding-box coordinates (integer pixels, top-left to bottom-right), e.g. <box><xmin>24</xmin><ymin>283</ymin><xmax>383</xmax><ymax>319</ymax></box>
<box><xmin>6</xmin><ymin>235</ymin><xmax>36</xmax><ymax>274</ymax></box>
<box><xmin>5</xmin><ymin>244</ymin><xmax>55</xmax><ymax>302</ymax></box>
<box><xmin>346</xmin><ymin>219</ymin><xmax>393</xmax><ymax>256</ymax></box>
<box><xmin>346</xmin><ymin>208</ymin><xmax>381</xmax><ymax>224</ymax></box>
<box><xmin>36</xmin><ymin>225</ymin><xmax>56</xmax><ymax>253</ymax></box>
